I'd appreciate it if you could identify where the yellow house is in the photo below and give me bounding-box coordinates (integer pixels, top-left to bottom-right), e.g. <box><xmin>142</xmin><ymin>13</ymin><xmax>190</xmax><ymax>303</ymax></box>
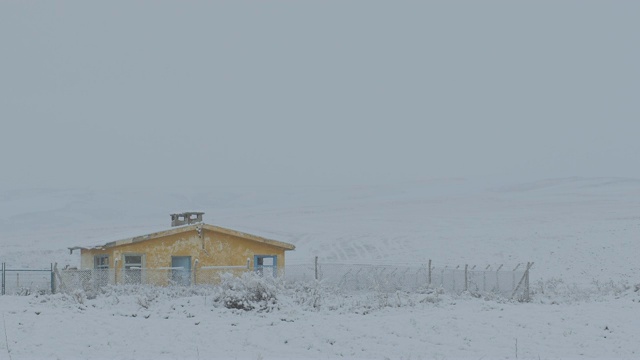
<box><xmin>68</xmin><ymin>212</ymin><xmax>295</xmax><ymax>286</ymax></box>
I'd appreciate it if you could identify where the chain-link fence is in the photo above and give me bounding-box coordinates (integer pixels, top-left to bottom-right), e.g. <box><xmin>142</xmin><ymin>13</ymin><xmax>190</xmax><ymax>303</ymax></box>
<box><xmin>284</xmin><ymin>260</ymin><xmax>533</xmax><ymax>300</ymax></box>
<box><xmin>55</xmin><ymin>266</ymin><xmax>253</xmax><ymax>292</ymax></box>
<box><xmin>2</xmin><ymin>260</ymin><xmax>532</xmax><ymax>301</ymax></box>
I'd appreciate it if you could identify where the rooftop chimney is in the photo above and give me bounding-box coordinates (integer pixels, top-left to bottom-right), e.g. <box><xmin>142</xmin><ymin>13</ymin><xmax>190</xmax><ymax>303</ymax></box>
<box><xmin>170</xmin><ymin>212</ymin><xmax>204</xmax><ymax>227</ymax></box>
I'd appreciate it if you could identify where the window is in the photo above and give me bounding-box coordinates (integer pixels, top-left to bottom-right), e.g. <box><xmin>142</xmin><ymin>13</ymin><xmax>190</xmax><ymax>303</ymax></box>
<box><xmin>124</xmin><ymin>255</ymin><xmax>142</xmax><ymax>269</ymax></box>
<box><xmin>94</xmin><ymin>255</ymin><xmax>109</xmax><ymax>269</ymax></box>
<box><xmin>254</xmin><ymin>255</ymin><xmax>277</xmax><ymax>277</ymax></box>
<box><xmin>123</xmin><ymin>254</ymin><xmax>144</xmax><ymax>284</ymax></box>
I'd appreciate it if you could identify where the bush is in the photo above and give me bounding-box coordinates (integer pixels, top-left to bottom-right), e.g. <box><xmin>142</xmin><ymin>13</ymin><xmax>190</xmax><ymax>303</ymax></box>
<box><xmin>533</xmin><ymin>277</ymin><xmax>632</xmax><ymax>303</ymax></box>
<box><xmin>213</xmin><ymin>272</ymin><xmax>279</xmax><ymax>311</ymax></box>
<box><xmin>290</xmin><ymin>281</ymin><xmax>323</xmax><ymax>309</ymax></box>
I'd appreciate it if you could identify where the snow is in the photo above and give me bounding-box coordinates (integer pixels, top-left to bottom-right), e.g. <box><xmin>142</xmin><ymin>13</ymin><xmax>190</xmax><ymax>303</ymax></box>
<box><xmin>2</xmin><ymin>287</ymin><xmax>639</xmax><ymax>359</ymax></box>
<box><xmin>1</xmin><ymin>177</ymin><xmax>639</xmax><ymax>359</ymax></box>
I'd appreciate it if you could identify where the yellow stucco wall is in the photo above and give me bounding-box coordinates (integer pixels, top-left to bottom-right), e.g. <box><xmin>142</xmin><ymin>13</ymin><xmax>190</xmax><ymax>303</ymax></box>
<box><xmin>80</xmin><ymin>227</ymin><xmax>288</xmax><ymax>285</ymax></box>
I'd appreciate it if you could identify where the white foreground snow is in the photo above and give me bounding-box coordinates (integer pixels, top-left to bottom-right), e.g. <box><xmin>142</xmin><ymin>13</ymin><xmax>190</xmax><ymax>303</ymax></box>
<box><xmin>1</xmin><ymin>287</ymin><xmax>639</xmax><ymax>359</ymax></box>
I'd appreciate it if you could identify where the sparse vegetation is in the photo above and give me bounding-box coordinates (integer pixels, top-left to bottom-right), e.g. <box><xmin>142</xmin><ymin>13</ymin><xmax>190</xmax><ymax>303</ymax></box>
<box><xmin>213</xmin><ymin>273</ymin><xmax>279</xmax><ymax>311</ymax></box>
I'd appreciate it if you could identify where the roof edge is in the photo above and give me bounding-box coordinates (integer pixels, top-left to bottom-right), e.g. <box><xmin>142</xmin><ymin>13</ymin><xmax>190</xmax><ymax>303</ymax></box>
<box><xmin>202</xmin><ymin>224</ymin><xmax>296</xmax><ymax>251</ymax></box>
<box><xmin>71</xmin><ymin>223</ymin><xmax>295</xmax><ymax>252</ymax></box>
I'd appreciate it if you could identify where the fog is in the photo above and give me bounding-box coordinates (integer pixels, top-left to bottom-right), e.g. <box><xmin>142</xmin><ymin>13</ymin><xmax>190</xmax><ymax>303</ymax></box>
<box><xmin>1</xmin><ymin>1</ymin><xmax>638</xmax><ymax>190</ymax></box>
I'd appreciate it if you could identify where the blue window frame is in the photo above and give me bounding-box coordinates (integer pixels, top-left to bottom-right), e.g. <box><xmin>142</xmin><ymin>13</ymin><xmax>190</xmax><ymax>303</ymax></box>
<box><xmin>254</xmin><ymin>255</ymin><xmax>277</xmax><ymax>277</ymax></box>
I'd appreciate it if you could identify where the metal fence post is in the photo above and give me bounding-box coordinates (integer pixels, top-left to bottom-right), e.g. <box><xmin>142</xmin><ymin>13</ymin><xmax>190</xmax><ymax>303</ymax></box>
<box><xmin>50</xmin><ymin>263</ymin><xmax>55</xmax><ymax>294</ymax></box>
<box><xmin>525</xmin><ymin>262</ymin><xmax>533</xmax><ymax>301</ymax></box>
<box><xmin>483</xmin><ymin>265</ymin><xmax>490</xmax><ymax>292</ymax></box>
<box><xmin>511</xmin><ymin>262</ymin><xmax>534</xmax><ymax>300</ymax></box>
<box><xmin>464</xmin><ymin>264</ymin><xmax>468</xmax><ymax>292</ymax></box>
<box><xmin>314</xmin><ymin>256</ymin><xmax>318</xmax><ymax>281</ymax></box>
<box><xmin>2</xmin><ymin>262</ymin><xmax>5</xmax><ymax>295</ymax></box>
<box><xmin>496</xmin><ymin>264</ymin><xmax>503</xmax><ymax>293</ymax></box>
<box><xmin>193</xmin><ymin>259</ymin><xmax>199</xmax><ymax>286</ymax></box>
<box><xmin>428</xmin><ymin>259</ymin><xmax>432</xmax><ymax>287</ymax></box>
<box><xmin>451</xmin><ymin>267</ymin><xmax>456</xmax><ymax>292</ymax></box>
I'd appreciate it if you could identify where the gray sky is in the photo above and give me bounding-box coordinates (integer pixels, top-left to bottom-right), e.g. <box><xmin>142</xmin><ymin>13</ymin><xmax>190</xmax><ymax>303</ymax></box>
<box><xmin>1</xmin><ymin>1</ymin><xmax>638</xmax><ymax>190</ymax></box>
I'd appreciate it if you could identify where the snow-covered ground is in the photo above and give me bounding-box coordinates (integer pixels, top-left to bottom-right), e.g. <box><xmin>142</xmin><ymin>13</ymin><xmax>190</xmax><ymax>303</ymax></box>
<box><xmin>2</xmin><ymin>286</ymin><xmax>639</xmax><ymax>360</ymax></box>
<box><xmin>1</xmin><ymin>177</ymin><xmax>639</xmax><ymax>359</ymax></box>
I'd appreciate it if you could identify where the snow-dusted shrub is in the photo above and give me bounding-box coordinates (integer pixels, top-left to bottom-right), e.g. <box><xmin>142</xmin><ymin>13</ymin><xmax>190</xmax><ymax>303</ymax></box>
<box><xmin>420</xmin><ymin>288</ymin><xmax>443</xmax><ymax>304</ymax></box>
<box><xmin>590</xmin><ymin>279</ymin><xmax>630</xmax><ymax>296</ymax></box>
<box><xmin>15</xmin><ymin>287</ymin><xmax>32</xmax><ymax>296</ymax></box>
<box><xmin>97</xmin><ymin>284</ymin><xmax>211</xmax><ymax>300</ymax></box>
<box><xmin>213</xmin><ymin>272</ymin><xmax>279</xmax><ymax>311</ymax></box>
<box><xmin>136</xmin><ymin>291</ymin><xmax>157</xmax><ymax>309</ymax></box>
<box><xmin>533</xmin><ymin>277</ymin><xmax>631</xmax><ymax>303</ymax></box>
<box><xmin>288</xmin><ymin>280</ymin><xmax>323</xmax><ymax>309</ymax></box>
<box><xmin>377</xmin><ymin>291</ymin><xmax>419</xmax><ymax>308</ymax></box>
<box><xmin>72</xmin><ymin>289</ymin><xmax>86</xmax><ymax>304</ymax></box>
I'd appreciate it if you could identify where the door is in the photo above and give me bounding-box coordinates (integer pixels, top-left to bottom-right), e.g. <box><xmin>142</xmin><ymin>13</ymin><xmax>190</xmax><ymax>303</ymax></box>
<box><xmin>254</xmin><ymin>255</ymin><xmax>277</xmax><ymax>277</ymax></box>
<box><xmin>171</xmin><ymin>256</ymin><xmax>191</xmax><ymax>285</ymax></box>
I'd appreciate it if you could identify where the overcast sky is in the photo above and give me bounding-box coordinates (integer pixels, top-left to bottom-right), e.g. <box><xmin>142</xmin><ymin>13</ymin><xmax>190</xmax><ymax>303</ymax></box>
<box><xmin>1</xmin><ymin>1</ymin><xmax>638</xmax><ymax>190</ymax></box>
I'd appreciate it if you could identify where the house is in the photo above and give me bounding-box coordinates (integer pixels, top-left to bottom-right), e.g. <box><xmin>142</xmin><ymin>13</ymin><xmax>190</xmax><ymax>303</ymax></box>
<box><xmin>68</xmin><ymin>212</ymin><xmax>295</xmax><ymax>286</ymax></box>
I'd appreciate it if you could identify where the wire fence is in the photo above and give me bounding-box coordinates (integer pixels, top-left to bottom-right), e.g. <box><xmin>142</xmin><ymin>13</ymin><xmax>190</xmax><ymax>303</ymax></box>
<box><xmin>1</xmin><ymin>263</ymin><xmax>54</xmax><ymax>295</ymax></box>
<box><xmin>1</xmin><ymin>259</ymin><xmax>533</xmax><ymax>301</ymax></box>
<box><xmin>55</xmin><ymin>266</ymin><xmax>251</xmax><ymax>292</ymax></box>
<box><xmin>284</xmin><ymin>260</ymin><xmax>533</xmax><ymax>300</ymax></box>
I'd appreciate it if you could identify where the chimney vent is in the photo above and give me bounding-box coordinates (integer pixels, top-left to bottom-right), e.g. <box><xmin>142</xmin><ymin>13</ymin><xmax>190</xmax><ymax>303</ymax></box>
<box><xmin>170</xmin><ymin>212</ymin><xmax>204</xmax><ymax>227</ymax></box>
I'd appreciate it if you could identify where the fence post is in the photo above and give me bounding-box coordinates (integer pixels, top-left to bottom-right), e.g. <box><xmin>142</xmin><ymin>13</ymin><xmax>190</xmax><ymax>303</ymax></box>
<box><xmin>192</xmin><ymin>259</ymin><xmax>199</xmax><ymax>286</ymax></box>
<box><xmin>314</xmin><ymin>256</ymin><xmax>318</xmax><ymax>281</ymax></box>
<box><xmin>193</xmin><ymin>265</ymin><xmax>197</xmax><ymax>286</ymax></box>
<box><xmin>483</xmin><ymin>265</ymin><xmax>490</xmax><ymax>292</ymax></box>
<box><xmin>496</xmin><ymin>264</ymin><xmax>503</xmax><ymax>293</ymax></box>
<box><xmin>114</xmin><ymin>259</ymin><xmax>119</xmax><ymax>285</ymax></box>
<box><xmin>52</xmin><ymin>263</ymin><xmax>66</xmax><ymax>294</ymax></box>
<box><xmin>1</xmin><ymin>262</ymin><xmax>5</xmax><ymax>295</ymax></box>
<box><xmin>525</xmin><ymin>262</ymin><xmax>532</xmax><ymax>301</ymax></box>
<box><xmin>50</xmin><ymin>263</ymin><xmax>55</xmax><ymax>294</ymax></box>
<box><xmin>428</xmin><ymin>259</ymin><xmax>432</xmax><ymax>287</ymax></box>
<box><xmin>511</xmin><ymin>262</ymin><xmax>534</xmax><ymax>300</ymax></box>
<box><xmin>452</xmin><ymin>266</ymin><xmax>456</xmax><ymax>292</ymax></box>
<box><xmin>512</xmin><ymin>263</ymin><xmax>521</xmax><ymax>290</ymax></box>
<box><xmin>464</xmin><ymin>264</ymin><xmax>468</xmax><ymax>292</ymax></box>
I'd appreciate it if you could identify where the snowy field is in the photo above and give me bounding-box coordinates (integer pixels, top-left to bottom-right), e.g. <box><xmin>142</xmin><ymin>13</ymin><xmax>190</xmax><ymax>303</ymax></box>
<box><xmin>1</xmin><ymin>177</ymin><xmax>640</xmax><ymax>359</ymax></box>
